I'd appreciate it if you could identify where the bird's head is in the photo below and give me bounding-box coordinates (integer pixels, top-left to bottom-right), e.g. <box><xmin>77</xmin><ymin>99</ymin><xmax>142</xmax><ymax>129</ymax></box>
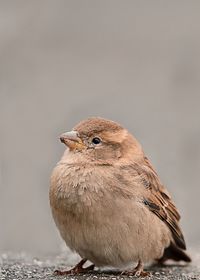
<box><xmin>59</xmin><ymin>117</ymin><xmax>143</xmax><ymax>164</ymax></box>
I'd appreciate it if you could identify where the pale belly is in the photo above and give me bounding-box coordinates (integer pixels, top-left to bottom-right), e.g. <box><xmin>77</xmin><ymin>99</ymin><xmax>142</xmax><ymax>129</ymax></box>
<box><xmin>51</xmin><ymin>195</ymin><xmax>171</xmax><ymax>267</ymax></box>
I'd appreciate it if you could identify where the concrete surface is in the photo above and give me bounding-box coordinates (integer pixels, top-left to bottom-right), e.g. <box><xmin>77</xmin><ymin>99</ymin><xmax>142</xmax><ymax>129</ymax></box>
<box><xmin>1</xmin><ymin>251</ymin><xmax>200</xmax><ymax>280</ymax></box>
<box><xmin>1</xmin><ymin>0</ymin><xmax>200</xmax><ymax>258</ymax></box>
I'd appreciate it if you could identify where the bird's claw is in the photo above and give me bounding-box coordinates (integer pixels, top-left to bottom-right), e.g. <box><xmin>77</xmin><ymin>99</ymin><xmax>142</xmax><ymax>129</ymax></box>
<box><xmin>53</xmin><ymin>260</ymin><xmax>95</xmax><ymax>275</ymax></box>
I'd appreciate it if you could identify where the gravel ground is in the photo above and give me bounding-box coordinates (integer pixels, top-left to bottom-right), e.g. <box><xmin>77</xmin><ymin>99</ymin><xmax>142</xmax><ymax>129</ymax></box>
<box><xmin>0</xmin><ymin>252</ymin><xmax>199</xmax><ymax>280</ymax></box>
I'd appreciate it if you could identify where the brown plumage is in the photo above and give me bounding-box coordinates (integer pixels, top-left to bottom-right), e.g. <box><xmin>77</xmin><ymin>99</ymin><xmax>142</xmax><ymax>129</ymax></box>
<box><xmin>50</xmin><ymin>117</ymin><xmax>191</xmax><ymax>277</ymax></box>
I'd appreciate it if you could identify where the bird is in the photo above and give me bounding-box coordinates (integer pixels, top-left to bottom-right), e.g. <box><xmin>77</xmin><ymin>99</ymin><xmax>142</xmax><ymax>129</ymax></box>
<box><xmin>49</xmin><ymin>117</ymin><xmax>191</xmax><ymax>277</ymax></box>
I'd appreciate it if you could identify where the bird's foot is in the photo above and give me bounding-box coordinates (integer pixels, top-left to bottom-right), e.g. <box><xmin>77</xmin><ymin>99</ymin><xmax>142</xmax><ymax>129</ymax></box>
<box><xmin>121</xmin><ymin>260</ymin><xmax>150</xmax><ymax>277</ymax></box>
<box><xmin>54</xmin><ymin>258</ymin><xmax>95</xmax><ymax>275</ymax></box>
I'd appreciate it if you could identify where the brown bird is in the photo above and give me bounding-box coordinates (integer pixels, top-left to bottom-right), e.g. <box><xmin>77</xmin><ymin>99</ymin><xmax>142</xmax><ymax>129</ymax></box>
<box><xmin>49</xmin><ymin>117</ymin><xmax>191</xmax><ymax>277</ymax></box>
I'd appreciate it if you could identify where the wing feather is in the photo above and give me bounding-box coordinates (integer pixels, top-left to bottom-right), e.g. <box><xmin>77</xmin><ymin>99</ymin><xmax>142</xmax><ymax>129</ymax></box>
<box><xmin>133</xmin><ymin>157</ymin><xmax>186</xmax><ymax>250</ymax></box>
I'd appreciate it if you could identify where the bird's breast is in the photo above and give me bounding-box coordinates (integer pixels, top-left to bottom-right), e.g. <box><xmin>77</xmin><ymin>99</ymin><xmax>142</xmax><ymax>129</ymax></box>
<box><xmin>50</xmin><ymin>163</ymin><xmax>108</xmax><ymax>217</ymax></box>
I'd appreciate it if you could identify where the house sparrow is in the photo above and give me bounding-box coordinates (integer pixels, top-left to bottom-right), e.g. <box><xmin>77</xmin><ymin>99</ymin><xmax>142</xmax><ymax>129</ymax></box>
<box><xmin>49</xmin><ymin>117</ymin><xmax>191</xmax><ymax>277</ymax></box>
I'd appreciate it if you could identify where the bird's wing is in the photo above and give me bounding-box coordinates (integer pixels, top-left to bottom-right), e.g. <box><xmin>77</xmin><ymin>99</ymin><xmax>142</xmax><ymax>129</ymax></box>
<box><xmin>133</xmin><ymin>156</ymin><xmax>186</xmax><ymax>250</ymax></box>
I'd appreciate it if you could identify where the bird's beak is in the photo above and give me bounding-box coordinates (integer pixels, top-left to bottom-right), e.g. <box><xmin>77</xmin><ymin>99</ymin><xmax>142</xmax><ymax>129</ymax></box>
<box><xmin>59</xmin><ymin>130</ymin><xmax>85</xmax><ymax>151</ymax></box>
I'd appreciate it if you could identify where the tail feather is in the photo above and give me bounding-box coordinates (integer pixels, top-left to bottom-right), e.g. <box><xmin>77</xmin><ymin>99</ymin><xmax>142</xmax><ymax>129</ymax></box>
<box><xmin>158</xmin><ymin>242</ymin><xmax>191</xmax><ymax>263</ymax></box>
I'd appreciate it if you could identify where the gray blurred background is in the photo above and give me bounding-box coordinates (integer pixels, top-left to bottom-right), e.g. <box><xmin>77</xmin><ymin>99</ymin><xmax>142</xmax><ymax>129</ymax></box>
<box><xmin>0</xmin><ymin>1</ymin><xmax>200</xmax><ymax>257</ymax></box>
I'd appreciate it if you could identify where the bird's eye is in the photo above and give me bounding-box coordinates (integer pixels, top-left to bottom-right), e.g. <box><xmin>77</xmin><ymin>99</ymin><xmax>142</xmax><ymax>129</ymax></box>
<box><xmin>92</xmin><ymin>137</ymin><xmax>101</xmax><ymax>145</ymax></box>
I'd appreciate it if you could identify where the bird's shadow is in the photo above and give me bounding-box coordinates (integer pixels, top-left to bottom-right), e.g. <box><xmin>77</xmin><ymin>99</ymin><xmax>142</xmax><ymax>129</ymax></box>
<box><xmin>89</xmin><ymin>262</ymin><xmax>190</xmax><ymax>276</ymax></box>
